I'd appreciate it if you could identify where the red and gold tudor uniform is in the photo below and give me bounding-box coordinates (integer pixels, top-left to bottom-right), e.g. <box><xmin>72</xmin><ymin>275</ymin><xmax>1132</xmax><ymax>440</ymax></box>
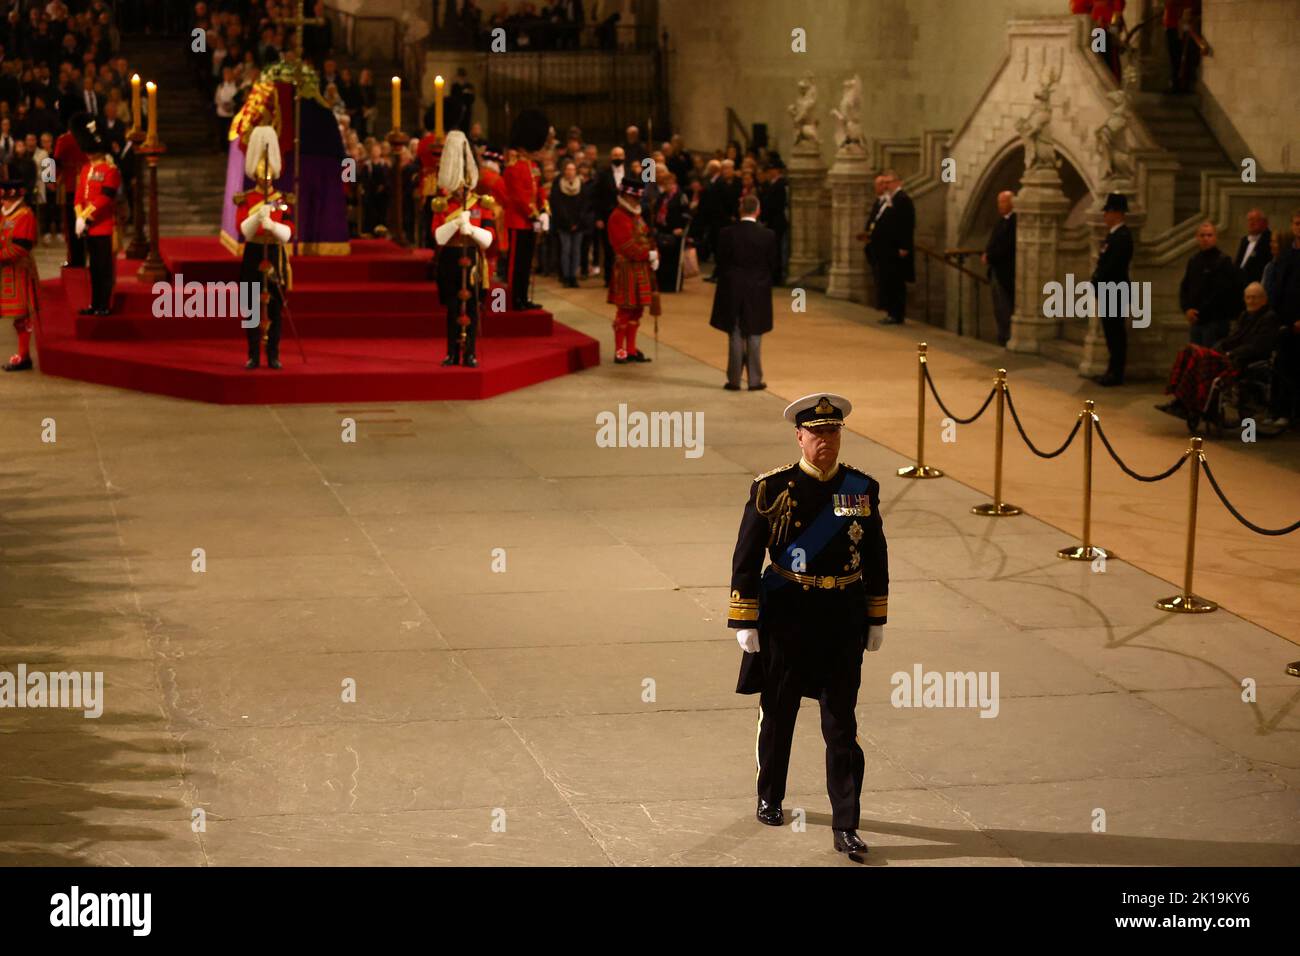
<box><xmin>727</xmin><ymin>395</ymin><xmax>888</xmax><ymax>839</ymax></box>
<box><xmin>1</xmin><ymin>180</ymin><xmax>40</xmax><ymax>372</ymax></box>
<box><xmin>235</xmin><ymin>187</ymin><xmax>293</xmax><ymax>368</ymax></box>
<box><xmin>606</xmin><ymin>180</ymin><xmax>657</xmax><ymax>363</ymax></box>
<box><xmin>74</xmin><ymin>145</ymin><xmax>120</xmax><ymax>316</ymax></box>
<box><xmin>430</xmin><ymin>188</ymin><xmax>497</xmax><ymax>367</ymax></box>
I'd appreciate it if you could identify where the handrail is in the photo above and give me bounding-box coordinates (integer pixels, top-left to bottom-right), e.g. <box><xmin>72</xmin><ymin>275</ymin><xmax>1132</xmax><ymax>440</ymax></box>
<box><xmin>725</xmin><ymin>108</ymin><xmax>750</xmax><ymax>154</ymax></box>
<box><xmin>914</xmin><ymin>243</ymin><xmax>989</xmax><ymax>284</ymax></box>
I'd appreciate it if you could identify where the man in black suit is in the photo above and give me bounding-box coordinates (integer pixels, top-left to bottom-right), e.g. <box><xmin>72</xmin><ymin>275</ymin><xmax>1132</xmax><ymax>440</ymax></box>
<box><xmin>1233</xmin><ymin>209</ymin><xmax>1272</xmax><ymax>287</ymax></box>
<box><xmin>868</xmin><ymin>169</ymin><xmax>914</xmax><ymax>325</ymax></box>
<box><xmin>759</xmin><ymin>155</ymin><xmax>788</xmax><ymax>285</ymax></box>
<box><xmin>704</xmin><ymin>159</ymin><xmax>741</xmax><ymax>282</ymax></box>
<box><xmin>710</xmin><ymin>194</ymin><xmax>778</xmax><ymax>391</ymax></box>
<box><xmin>622</xmin><ymin>124</ymin><xmax>647</xmax><ymax>171</ymax></box>
<box><xmin>592</xmin><ymin>145</ymin><xmax>626</xmax><ymax>287</ymax></box>
<box><xmin>983</xmin><ymin>190</ymin><xmax>1016</xmax><ymax>346</ymax></box>
<box><xmin>1091</xmin><ymin>192</ymin><xmax>1135</xmax><ymax>387</ymax></box>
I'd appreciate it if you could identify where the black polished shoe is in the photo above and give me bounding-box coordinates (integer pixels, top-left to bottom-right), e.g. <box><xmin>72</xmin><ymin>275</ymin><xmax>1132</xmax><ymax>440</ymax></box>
<box><xmin>3</xmin><ymin>355</ymin><xmax>33</xmax><ymax>372</ymax></box>
<box><xmin>267</xmin><ymin>357</ymin><xmax>282</xmax><ymax>370</ymax></box>
<box><xmin>613</xmin><ymin>354</ymin><xmax>629</xmax><ymax>365</ymax></box>
<box><xmin>723</xmin><ymin>382</ymin><xmax>741</xmax><ymax>391</ymax></box>
<box><xmin>77</xmin><ymin>306</ymin><xmax>96</xmax><ymax>315</ymax></box>
<box><xmin>462</xmin><ymin>354</ymin><xmax>478</xmax><ymax>368</ymax></box>
<box><xmin>833</xmin><ymin>828</ymin><xmax>869</xmax><ymax>857</ymax></box>
<box><xmin>630</xmin><ymin>350</ymin><xmax>652</xmax><ymax>363</ymax></box>
<box><xmin>1155</xmin><ymin>400</ymin><xmax>1185</xmax><ymax>416</ymax></box>
<box><xmin>244</xmin><ymin>358</ymin><xmax>259</xmax><ymax>370</ymax></box>
<box><xmin>748</xmin><ymin>382</ymin><xmax>767</xmax><ymax>391</ymax></box>
<box><xmin>756</xmin><ymin>799</ymin><xmax>783</xmax><ymax>827</ymax></box>
<box><xmin>441</xmin><ymin>355</ymin><xmax>458</xmax><ymax>367</ymax></box>
<box><xmin>878</xmin><ymin>316</ymin><xmax>903</xmax><ymax>325</ymax></box>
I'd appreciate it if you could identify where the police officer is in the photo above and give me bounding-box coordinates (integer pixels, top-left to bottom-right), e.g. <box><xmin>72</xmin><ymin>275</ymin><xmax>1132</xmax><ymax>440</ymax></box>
<box><xmin>728</xmin><ymin>393</ymin><xmax>888</xmax><ymax>861</ymax></box>
<box><xmin>1091</xmin><ymin>192</ymin><xmax>1134</xmax><ymax>387</ymax></box>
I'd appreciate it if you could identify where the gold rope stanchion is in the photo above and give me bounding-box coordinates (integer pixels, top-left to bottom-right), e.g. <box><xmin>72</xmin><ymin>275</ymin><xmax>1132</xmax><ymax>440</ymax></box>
<box><xmin>1156</xmin><ymin>437</ymin><xmax>1217</xmax><ymax>613</ymax></box>
<box><xmin>898</xmin><ymin>342</ymin><xmax>943</xmax><ymax>479</ymax></box>
<box><xmin>971</xmin><ymin>368</ymin><xmax>1020</xmax><ymax>517</ymax></box>
<box><xmin>1058</xmin><ymin>399</ymin><xmax>1110</xmax><ymax>560</ymax></box>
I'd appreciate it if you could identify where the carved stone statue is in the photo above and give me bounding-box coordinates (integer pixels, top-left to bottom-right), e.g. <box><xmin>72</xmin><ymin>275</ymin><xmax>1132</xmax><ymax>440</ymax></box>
<box><xmin>1016</xmin><ymin>68</ymin><xmax>1062</xmax><ymax>171</ymax></box>
<box><xmin>1095</xmin><ymin>88</ymin><xmax>1134</xmax><ymax>185</ymax></box>
<box><xmin>788</xmin><ymin>73</ymin><xmax>819</xmax><ymax>147</ymax></box>
<box><xmin>830</xmin><ymin>75</ymin><xmax>864</xmax><ymax>151</ymax></box>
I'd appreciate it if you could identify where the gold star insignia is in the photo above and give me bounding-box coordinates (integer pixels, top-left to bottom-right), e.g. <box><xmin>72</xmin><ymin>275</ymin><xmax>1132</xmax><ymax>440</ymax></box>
<box><xmin>848</xmin><ymin>520</ymin><xmax>863</xmax><ymax>544</ymax></box>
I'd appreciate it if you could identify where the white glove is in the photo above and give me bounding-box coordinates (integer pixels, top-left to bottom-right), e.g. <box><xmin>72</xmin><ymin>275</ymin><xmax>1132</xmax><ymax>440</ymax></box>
<box><xmin>735</xmin><ymin>628</ymin><xmax>759</xmax><ymax>653</ymax></box>
<box><xmin>75</xmin><ymin>216</ymin><xmax>86</xmax><ymax>237</ymax></box>
<box><xmin>433</xmin><ymin>212</ymin><xmax>467</xmax><ymax>246</ymax></box>
<box><xmin>263</xmin><ymin>218</ymin><xmax>291</xmax><ymax>244</ymax></box>
<box><xmin>866</xmin><ymin>625</ymin><xmax>884</xmax><ymax>652</ymax></box>
<box><xmin>458</xmin><ymin>214</ymin><xmax>474</xmax><ymax>235</ymax></box>
<box><xmin>649</xmin><ymin>250</ymin><xmax>660</xmax><ymax>271</ymax></box>
<box><xmin>467</xmin><ymin>224</ymin><xmax>493</xmax><ymax>249</ymax></box>
<box><xmin>537</xmin><ymin>212</ymin><xmax>550</xmax><ymax>232</ymax></box>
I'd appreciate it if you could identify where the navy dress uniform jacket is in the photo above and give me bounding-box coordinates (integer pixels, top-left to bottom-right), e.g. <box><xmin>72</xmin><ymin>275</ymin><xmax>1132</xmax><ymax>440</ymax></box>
<box><xmin>728</xmin><ymin>460</ymin><xmax>889</xmax><ymax>698</ymax></box>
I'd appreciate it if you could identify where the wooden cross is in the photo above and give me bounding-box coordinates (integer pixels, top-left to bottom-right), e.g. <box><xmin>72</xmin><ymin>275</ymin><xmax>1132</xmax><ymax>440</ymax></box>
<box><xmin>273</xmin><ymin>0</ymin><xmax>325</xmax><ymax>66</ymax></box>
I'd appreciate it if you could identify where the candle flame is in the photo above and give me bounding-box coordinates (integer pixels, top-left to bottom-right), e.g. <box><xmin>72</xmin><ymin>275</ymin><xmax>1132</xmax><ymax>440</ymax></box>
<box><xmin>146</xmin><ymin>81</ymin><xmax>156</xmax><ymax>92</ymax></box>
<box><xmin>435</xmin><ymin>75</ymin><xmax>444</xmax><ymax>85</ymax></box>
<box><xmin>132</xmin><ymin>73</ymin><xmax>140</xmax><ymax>83</ymax></box>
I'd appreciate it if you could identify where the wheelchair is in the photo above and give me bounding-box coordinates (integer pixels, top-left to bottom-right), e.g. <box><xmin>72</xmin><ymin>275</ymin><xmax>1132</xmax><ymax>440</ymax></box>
<box><xmin>1190</xmin><ymin>355</ymin><xmax>1275</xmax><ymax>437</ymax></box>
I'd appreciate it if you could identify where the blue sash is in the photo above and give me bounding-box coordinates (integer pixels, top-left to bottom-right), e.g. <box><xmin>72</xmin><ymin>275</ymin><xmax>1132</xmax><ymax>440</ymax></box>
<box><xmin>764</xmin><ymin>470</ymin><xmax>869</xmax><ymax>591</ymax></box>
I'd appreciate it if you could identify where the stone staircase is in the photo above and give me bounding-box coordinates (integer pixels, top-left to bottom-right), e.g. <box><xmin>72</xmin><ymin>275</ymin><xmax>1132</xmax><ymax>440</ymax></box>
<box><xmin>155</xmin><ymin>154</ymin><xmax>229</xmax><ymax>237</ymax></box>
<box><xmin>1132</xmin><ymin>94</ymin><xmax>1235</xmax><ymax>228</ymax></box>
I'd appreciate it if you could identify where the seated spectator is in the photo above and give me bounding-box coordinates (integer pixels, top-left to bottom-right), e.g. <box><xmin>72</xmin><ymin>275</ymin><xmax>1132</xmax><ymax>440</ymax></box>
<box><xmin>1157</xmin><ymin>282</ymin><xmax>1281</xmax><ymax>419</ymax></box>
<box><xmin>1179</xmin><ymin>221</ymin><xmax>1241</xmax><ymax>345</ymax></box>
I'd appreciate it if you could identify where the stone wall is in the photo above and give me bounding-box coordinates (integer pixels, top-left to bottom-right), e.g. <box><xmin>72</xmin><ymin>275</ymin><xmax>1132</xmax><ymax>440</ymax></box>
<box><xmin>1200</xmin><ymin>0</ymin><xmax>1300</xmax><ymax>173</ymax></box>
<box><xmin>659</xmin><ymin>0</ymin><xmax>1067</xmax><ymax>158</ymax></box>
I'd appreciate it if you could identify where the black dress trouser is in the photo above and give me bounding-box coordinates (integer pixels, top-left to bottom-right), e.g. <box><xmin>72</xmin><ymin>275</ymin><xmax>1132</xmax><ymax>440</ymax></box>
<box><xmin>756</xmin><ymin>641</ymin><xmax>865</xmax><ymax>831</ymax></box>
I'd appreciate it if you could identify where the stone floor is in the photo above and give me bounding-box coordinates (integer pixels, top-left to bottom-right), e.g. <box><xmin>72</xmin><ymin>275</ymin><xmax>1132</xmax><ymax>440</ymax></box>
<box><xmin>1</xmin><ymin>255</ymin><xmax>1297</xmax><ymax>866</ymax></box>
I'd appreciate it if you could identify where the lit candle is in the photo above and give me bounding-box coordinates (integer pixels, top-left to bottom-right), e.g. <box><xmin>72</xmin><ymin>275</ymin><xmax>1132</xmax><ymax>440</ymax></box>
<box><xmin>391</xmin><ymin>76</ymin><xmax>401</xmax><ymax>131</ymax></box>
<box><xmin>434</xmin><ymin>74</ymin><xmax>445</xmax><ymax>141</ymax></box>
<box><xmin>130</xmin><ymin>74</ymin><xmax>141</xmax><ymax>135</ymax></box>
<box><xmin>145</xmin><ymin>81</ymin><xmax>157</xmax><ymax>145</ymax></box>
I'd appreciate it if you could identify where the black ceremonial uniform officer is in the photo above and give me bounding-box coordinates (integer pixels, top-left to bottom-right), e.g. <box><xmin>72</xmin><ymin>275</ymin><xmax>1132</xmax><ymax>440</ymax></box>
<box><xmin>727</xmin><ymin>393</ymin><xmax>888</xmax><ymax>861</ymax></box>
<box><xmin>1091</xmin><ymin>191</ymin><xmax>1134</xmax><ymax>387</ymax></box>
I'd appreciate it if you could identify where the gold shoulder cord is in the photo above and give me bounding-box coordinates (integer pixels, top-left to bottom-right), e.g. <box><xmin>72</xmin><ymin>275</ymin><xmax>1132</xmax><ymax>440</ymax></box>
<box><xmin>755</xmin><ymin>479</ymin><xmax>794</xmax><ymax>548</ymax></box>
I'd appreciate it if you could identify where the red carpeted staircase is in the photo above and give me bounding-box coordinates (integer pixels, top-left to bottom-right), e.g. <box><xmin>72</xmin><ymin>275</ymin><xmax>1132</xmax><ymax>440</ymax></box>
<box><xmin>36</xmin><ymin>238</ymin><xmax>600</xmax><ymax>404</ymax></box>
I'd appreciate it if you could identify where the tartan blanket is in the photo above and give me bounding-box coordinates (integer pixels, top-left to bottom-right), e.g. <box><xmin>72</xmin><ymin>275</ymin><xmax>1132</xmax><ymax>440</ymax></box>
<box><xmin>1167</xmin><ymin>344</ymin><xmax>1235</xmax><ymax>411</ymax></box>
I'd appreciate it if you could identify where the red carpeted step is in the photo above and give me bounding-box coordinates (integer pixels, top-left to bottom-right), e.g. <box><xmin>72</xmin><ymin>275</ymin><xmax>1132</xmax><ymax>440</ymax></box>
<box><xmin>36</xmin><ymin>241</ymin><xmax>599</xmax><ymax>404</ymax></box>
<box><xmin>75</xmin><ymin>309</ymin><xmax>554</xmax><ymax>340</ymax></box>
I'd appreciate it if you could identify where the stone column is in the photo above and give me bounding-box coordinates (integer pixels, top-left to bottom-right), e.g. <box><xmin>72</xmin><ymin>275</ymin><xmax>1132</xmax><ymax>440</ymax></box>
<box><xmin>786</xmin><ymin>141</ymin><xmax>827</xmax><ymax>284</ymax></box>
<box><xmin>825</xmin><ymin>145</ymin><xmax>870</xmax><ymax>301</ymax></box>
<box><xmin>1007</xmin><ymin>164</ymin><xmax>1070</xmax><ymax>354</ymax></box>
<box><xmin>1079</xmin><ymin>188</ymin><xmax>1146</xmax><ymax>377</ymax></box>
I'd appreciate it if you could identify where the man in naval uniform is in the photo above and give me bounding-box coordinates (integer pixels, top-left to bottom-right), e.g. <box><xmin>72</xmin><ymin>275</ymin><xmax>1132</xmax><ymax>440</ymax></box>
<box><xmin>727</xmin><ymin>393</ymin><xmax>889</xmax><ymax>861</ymax></box>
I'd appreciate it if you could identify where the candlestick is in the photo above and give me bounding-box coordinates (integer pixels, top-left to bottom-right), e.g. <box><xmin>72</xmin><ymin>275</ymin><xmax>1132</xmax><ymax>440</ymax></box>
<box><xmin>434</xmin><ymin>74</ymin><xmax>445</xmax><ymax>141</ymax></box>
<box><xmin>145</xmin><ymin>81</ymin><xmax>158</xmax><ymax>146</ymax></box>
<box><xmin>391</xmin><ymin>76</ymin><xmax>401</xmax><ymax>131</ymax></box>
<box><xmin>130</xmin><ymin>74</ymin><xmax>141</xmax><ymax>136</ymax></box>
